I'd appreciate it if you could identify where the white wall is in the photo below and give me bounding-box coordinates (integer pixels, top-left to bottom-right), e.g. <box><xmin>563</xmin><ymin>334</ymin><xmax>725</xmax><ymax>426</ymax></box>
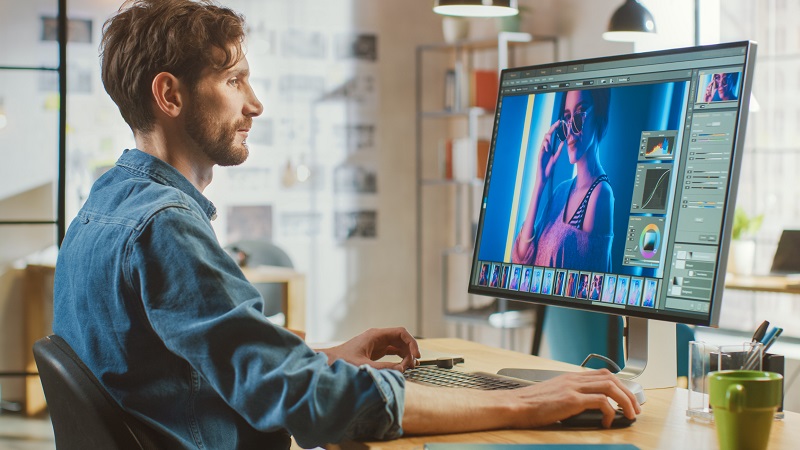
<box><xmin>0</xmin><ymin>0</ymin><xmax>60</xmax><ymax>201</ymax></box>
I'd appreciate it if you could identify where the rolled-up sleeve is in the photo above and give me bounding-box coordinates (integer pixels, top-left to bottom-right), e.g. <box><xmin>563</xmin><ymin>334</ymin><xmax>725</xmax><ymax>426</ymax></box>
<box><xmin>127</xmin><ymin>205</ymin><xmax>405</xmax><ymax>447</ymax></box>
<box><xmin>344</xmin><ymin>366</ymin><xmax>405</xmax><ymax>441</ymax></box>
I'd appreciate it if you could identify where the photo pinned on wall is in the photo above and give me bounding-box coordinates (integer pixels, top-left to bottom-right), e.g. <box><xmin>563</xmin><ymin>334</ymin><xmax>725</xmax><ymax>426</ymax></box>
<box><xmin>227</xmin><ymin>205</ymin><xmax>273</xmax><ymax>243</ymax></box>
<box><xmin>541</xmin><ymin>269</ymin><xmax>555</xmax><ymax>295</ymax></box>
<box><xmin>250</xmin><ymin>78</ymin><xmax>272</xmax><ymax>100</ymax></box>
<box><xmin>642</xmin><ymin>278</ymin><xmax>658</xmax><ymax>308</ymax></box>
<box><xmin>41</xmin><ymin>16</ymin><xmax>92</xmax><ymax>43</ymax></box>
<box><xmin>601</xmin><ymin>274</ymin><xmax>617</xmax><ymax>303</ymax></box>
<box><xmin>245</xmin><ymin>23</ymin><xmax>276</xmax><ymax>57</ymax></box>
<box><xmin>333</xmin><ymin>124</ymin><xmax>376</xmax><ymax>154</ymax></box>
<box><xmin>614</xmin><ymin>276</ymin><xmax>631</xmax><ymax>305</ymax></box>
<box><xmin>281</xmin><ymin>29</ymin><xmax>326</xmax><ymax>59</ymax></box>
<box><xmin>320</xmin><ymin>74</ymin><xmax>377</xmax><ymax>105</ymax></box>
<box><xmin>248</xmin><ymin>117</ymin><xmax>274</xmax><ymax>146</ymax></box>
<box><xmin>627</xmin><ymin>277</ymin><xmax>643</xmax><ymax>306</ymax></box>
<box><xmin>39</xmin><ymin>67</ymin><xmax>92</xmax><ymax>93</ymax></box>
<box><xmin>276</xmin><ymin>117</ymin><xmax>314</xmax><ymax>148</ymax></box>
<box><xmin>553</xmin><ymin>270</ymin><xmax>567</xmax><ymax>296</ymax></box>
<box><xmin>333</xmin><ymin>163</ymin><xmax>377</xmax><ymax>194</ymax></box>
<box><xmin>279</xmin><ymin>212</ymin><xmax>322</xmax><ymax>238</ymax></box>
<box><xmin>278</xmin><ymin>74</ymin><xmax>326</xmax><ymax>101</ymax></box>
<box><xmin>530</xmin><ymin>267</ymin><xmax>544</xmax><ymax>293</ymax></box>
<box><xmin>519</xmin><ymin>266</ymin><xmax>533</xmax><ymax>292</ymax></box>
<box><xmin>509</xmin><ymin>265</ymin><xmax>522</xmax><ymax>290</ymax></box>
<box><xmin>334</xmin><ymin>210</ymin><xmax>376</xmax><ymax>241</ymax></box>
<box><xmin>576</xmin><ymin>272</ymin><xmax>590</xmax><ymax>299</ymax></box>
<box><xmin>589</xmin><ymin>273</ymin><xmax>604</xmax><ymax>301</ymax></box>
<box><xmin>226</xmin><ymin>167</ymin><xmax>273</xmax><ymax>193</ymax></box>
<box><xmin>336</xmin><ymin>33</ymin><xmax>377</xmax><ymax>61</ymax></box>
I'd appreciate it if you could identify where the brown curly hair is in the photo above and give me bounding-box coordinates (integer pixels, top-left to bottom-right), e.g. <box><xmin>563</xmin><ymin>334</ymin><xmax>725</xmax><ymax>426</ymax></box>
<box><xmin>100</xmin><ymin>0</ymin><xmax>246</xmax><ymax>133</ymax></box>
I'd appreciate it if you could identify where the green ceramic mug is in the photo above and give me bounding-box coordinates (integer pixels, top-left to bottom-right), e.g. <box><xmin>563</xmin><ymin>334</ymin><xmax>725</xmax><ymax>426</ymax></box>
<box><xmin>709</xmin><ymin>370</ymin><xmax>783</xmax><ymax>450</ymax></box>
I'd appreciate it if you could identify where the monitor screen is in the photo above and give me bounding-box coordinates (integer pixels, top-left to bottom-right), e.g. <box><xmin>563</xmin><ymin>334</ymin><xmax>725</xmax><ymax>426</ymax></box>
<box><xmin>469</xmin><ymin>41</ymin><xmax>756</xmax><ymax>327</ymax></box>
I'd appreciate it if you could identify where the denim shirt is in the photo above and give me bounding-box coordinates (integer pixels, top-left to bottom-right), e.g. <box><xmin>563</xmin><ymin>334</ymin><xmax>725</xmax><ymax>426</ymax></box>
<box><xmin>53</xmin><ymin>149</ymin><xmax>405</xmax><ymax>449</ymax></box>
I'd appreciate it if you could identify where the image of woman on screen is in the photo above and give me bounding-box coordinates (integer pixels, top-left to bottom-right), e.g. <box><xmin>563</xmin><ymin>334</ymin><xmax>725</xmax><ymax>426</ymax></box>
<box><xmin>511</xmin><ymin>88</ymin><xmax>614</xmax><ymax>273</ymax></box>
<box><xmin>703</xmin><ymin>72</ymin><xmax>739</xmax><ymax>102</ymax></box>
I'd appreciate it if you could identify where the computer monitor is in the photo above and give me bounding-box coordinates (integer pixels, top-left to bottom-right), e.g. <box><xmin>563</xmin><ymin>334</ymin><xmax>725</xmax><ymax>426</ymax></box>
<box><xmin>469</xmin><ymin>41</ymin><xmax>757</xmax><ymax>388</ymax></box>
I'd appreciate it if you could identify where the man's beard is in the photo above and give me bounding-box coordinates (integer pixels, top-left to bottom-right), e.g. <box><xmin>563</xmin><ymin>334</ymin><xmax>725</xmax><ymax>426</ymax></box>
<box><xmin>185</xmin><ymin>98</ymin><xmax>251</xmax><ymax>167</ymax></box>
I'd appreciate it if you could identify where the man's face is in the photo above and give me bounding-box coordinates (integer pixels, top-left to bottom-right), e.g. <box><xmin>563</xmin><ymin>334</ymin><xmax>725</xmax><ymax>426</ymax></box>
<box><xmin>185</xmin><ymin>53</ymin><xmax>263</xmax><ymax>166</ymax></box>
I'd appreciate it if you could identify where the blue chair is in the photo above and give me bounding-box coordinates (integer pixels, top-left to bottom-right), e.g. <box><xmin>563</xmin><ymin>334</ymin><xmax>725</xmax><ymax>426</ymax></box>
<box><xmin>539</xmin><ymin>307</ymin><xmax>696</xmax><ymax>376</ymax></box>
<box><xmin>676</xmin><ymin>323</ymin><xmax>695</xmax><ymax>378</ymax></box>
<box><xmin>540</xmin><ymin>307</ymin><xmax>624</xmax><ymax>370</ymax></box>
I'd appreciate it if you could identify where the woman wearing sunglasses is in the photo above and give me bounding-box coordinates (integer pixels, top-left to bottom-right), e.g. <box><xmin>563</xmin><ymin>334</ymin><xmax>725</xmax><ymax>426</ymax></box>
<box><xmin>511</xmin><ymin>88</ymin><xmax>613</xmax><ymax>271</ymax></box>
<box><xmin>703</xmin><ymin>72</ymin><xmax>739</xmax><ymax>102</ymax></box>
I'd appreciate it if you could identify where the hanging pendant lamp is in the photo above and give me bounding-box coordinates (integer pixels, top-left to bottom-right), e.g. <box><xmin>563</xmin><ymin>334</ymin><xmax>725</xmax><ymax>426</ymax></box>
<box><xmin>433</xmin><ymin>0</ymin><xmax>519</xmax><ymax>18</ymax></box>
<box><xmin>603</xmin><ymin>0</ymin><xmax>657</xmax><ymax>42</ymax></box>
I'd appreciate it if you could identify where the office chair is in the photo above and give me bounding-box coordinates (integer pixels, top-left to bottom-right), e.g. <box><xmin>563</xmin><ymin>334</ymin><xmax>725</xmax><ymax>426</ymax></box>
<box><xmin>33</xmin><ymin>335</ymin><xmax>177</xmax><ymax>450</ymax></box>
<box><xmin>536</xmin><ymin>308</ymin><xmax>696</xmax><ymax>377</ymax></box>
<box><xmin>225</xmin><ymin>239</ymin><xmax>294</xmax><ymax>321</ymax></box>
<box><xmin>539</xmin><ymin>307</ymin><xmax>625</xmax><ymax>370</ymax></box>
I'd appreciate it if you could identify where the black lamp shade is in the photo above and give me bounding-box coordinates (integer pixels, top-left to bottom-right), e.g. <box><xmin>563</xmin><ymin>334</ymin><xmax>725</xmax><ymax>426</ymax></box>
<box><xmin>433</xmin><ymin>0</ymin><xmax>519</xmax><ymax>18</ymax></box>
<box><xmin>607</xmin><ymin>0</ymin><xmax>656</xmax><ymax>34</ymax></box>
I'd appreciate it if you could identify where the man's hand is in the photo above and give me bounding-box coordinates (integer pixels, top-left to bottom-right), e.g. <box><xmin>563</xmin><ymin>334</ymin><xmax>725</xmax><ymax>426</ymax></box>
<box><xmin>318</xmin><ymin>327</ymin><xmax>421</xmax><ymax>372</ymax></box>
<box><xmin>505</xmin><ymin>369</ymin><xmax>641</xmax><ymax>429</ymax></box>
<box><xmin>403</xmin><ymin>368</ymin><xmax>641</xmax><ymax>434</ymax></box>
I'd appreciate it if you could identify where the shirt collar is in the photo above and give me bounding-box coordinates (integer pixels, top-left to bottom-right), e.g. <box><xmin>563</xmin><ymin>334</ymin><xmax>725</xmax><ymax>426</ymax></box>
<box><xmin>116</xmin><ymin>149</ymin><xmax>218</xmax><ymax>220</ymax></box>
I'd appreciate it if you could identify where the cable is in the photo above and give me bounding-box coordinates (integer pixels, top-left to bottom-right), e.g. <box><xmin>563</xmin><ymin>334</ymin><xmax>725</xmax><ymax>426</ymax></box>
<box><xmin>580</xmin><ymin>353</ymin><xmax>622</xmax><ymax>373</ymax></box>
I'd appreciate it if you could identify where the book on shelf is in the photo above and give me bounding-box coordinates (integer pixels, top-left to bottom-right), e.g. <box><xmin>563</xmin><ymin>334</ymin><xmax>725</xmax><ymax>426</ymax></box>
<box><xmin>440</xmin><ymin>138</ymin><xmax>491</xmax><ymax>181</ymax></box>
<box><xmin>470</xmin><ymin>69</ymin><xmax>499</xmax><ymax>110</ymax></box>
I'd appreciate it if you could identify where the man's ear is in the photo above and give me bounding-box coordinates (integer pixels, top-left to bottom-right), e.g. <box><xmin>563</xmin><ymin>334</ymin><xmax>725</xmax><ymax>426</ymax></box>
<box><xmin>151</xmin><ymin>72</ymin><xmax>184</xmax><ymax>118</ymax></box>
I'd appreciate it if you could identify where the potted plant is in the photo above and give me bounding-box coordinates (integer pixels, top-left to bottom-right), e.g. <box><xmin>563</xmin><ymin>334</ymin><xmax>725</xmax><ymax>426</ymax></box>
<box><xmin>728</xmin><ymin>207</ymin><xmax>764</xmax><ymax>276</ymax></box>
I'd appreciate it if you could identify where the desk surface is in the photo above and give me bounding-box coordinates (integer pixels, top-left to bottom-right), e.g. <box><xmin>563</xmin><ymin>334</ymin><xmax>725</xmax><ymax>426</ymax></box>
<box><xmin>335</xmin><ymin>338</ymin><xmax>800</xmax><ymax>450</ymax></box>
<box><xmin>724</xmin><ymin>273</ymin><xmax>800</xmax><ymax>294</ymax></box>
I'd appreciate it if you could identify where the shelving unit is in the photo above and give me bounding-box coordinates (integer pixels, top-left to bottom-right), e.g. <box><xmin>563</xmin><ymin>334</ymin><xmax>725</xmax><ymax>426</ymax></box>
<box><xmin>414</xmin><ymin>32</ymin><xmax>558</xmax><ymax>347</ymax></box>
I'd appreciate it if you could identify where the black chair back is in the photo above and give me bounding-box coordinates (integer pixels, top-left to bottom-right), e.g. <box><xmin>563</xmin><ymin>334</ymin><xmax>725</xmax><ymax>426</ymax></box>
<box><xmin>32</xmin><ymin>335</ymin><xmax>173</xmax><ymax>450</ymax></box>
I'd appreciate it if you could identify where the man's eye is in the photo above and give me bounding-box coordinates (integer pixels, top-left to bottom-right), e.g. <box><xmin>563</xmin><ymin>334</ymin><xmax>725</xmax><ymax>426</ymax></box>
<box><xmin>229</xmin><ymin>78</ymin><xmax>239</xmax><ymax>87</ymax></box>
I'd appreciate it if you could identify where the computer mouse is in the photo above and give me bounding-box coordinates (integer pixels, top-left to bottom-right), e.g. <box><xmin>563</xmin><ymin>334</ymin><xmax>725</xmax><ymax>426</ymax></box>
<box><xmin>559</xmin><ymin>409</ymin><xmax>635</xmax><ymax>429</ymax></box>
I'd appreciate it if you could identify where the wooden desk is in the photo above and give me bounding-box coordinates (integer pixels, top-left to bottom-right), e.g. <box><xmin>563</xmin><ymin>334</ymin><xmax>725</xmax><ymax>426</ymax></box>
<box><xmin>335</xmin><ymin>338</ymin><xmax>800</xmax><ymax>450</ymax></box>
<box><xmin>240</xmin><ymin>265</ymin><xmax>306</xmax><ymax>331</ymax></box>
<box><xmin>724</xmin><ymin>274</ymin><xmax>800</xmax><ymax>294</ymax></box>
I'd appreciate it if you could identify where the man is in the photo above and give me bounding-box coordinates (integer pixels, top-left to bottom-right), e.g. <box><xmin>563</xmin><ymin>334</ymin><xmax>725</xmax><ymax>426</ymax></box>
<box><xmin>53</xmin><ymin>1</ymin><xmax>640</xmax><ymax>449</ymax></box>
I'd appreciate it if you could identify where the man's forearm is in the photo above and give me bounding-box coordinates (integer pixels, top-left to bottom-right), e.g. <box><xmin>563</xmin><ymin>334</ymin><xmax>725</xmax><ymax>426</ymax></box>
<box><xmin>402</xmin><ymin>383</ymin><xmax>518</xmax><ymax>434</ymax></box>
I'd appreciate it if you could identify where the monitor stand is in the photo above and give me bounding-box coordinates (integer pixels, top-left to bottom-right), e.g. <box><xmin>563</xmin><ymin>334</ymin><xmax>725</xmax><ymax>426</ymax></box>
<box><xmin>497</xmin><ymin>317</ymin><xmax>678</xmax><ymax>404</ymax></box>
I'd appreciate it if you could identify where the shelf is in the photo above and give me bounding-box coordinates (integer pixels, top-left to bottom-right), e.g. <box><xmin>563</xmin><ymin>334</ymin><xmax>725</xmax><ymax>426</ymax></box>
<box><xmin>421</xmin><ymin>178</ymin><xmax>485</xmax><ymax>187</ymax></box>
<box><xmin>418</xmin><ymin>32</ymin><xmax>548</xmax><ymax>52</ymax></box>
<box><xmin>415</xmin><ymin>32</ymin><xmax>559</xmax><ymax>339</ymax></box>
<box><xmin>441</xmin><ymin>245</ymin><xmax>473</xmax><ymax>256</ymax></box>
<box><xmin>420</xmin><ymin>108</ymin><xmax>493</xmax><ymax>119</ymax></box>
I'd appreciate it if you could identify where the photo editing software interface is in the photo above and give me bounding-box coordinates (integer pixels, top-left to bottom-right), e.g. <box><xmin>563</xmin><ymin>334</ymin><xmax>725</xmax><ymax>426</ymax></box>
<box><xmin>469</xmin><ymin>42</ymin><xmax>755</xmax><ymax>326</ymax></box>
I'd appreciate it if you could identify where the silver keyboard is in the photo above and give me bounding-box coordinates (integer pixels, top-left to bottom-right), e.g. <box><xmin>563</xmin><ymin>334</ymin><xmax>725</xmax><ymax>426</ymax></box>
<box><xmin>403</xmin><ymin>366</ymin><xmax>531</xmax><ymax>390</ymax></box>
